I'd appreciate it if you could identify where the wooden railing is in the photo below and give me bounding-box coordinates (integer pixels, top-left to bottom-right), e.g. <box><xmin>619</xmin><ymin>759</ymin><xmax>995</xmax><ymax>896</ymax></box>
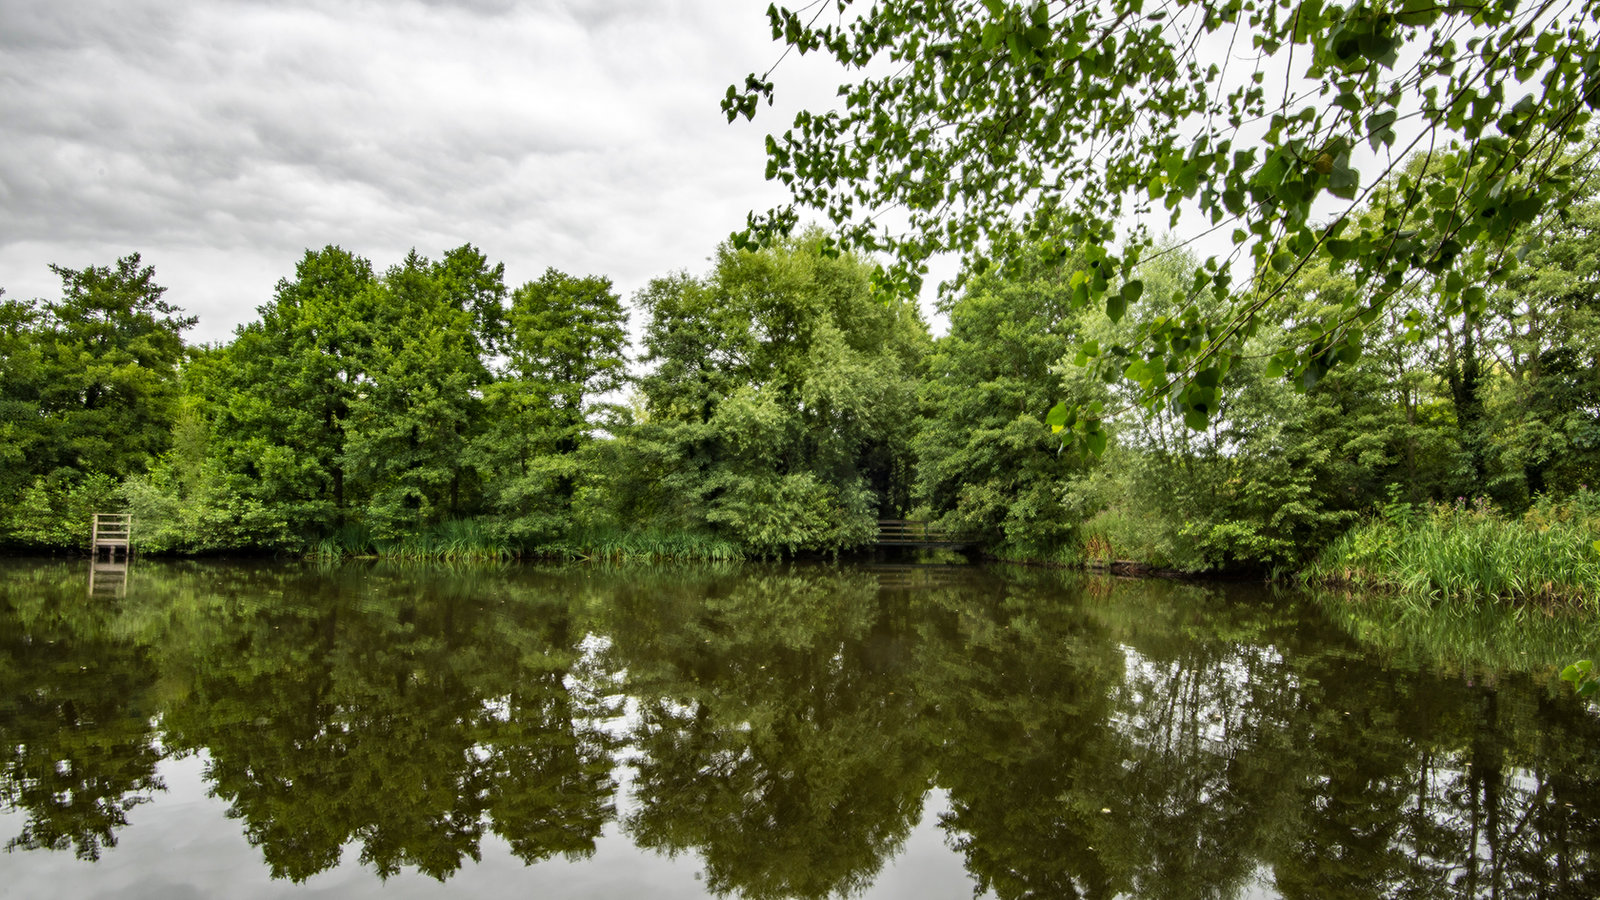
<box><xmin>875</xmin><ymin>519</ymin><xmax>973</xmax><ymax>548</ymax></box>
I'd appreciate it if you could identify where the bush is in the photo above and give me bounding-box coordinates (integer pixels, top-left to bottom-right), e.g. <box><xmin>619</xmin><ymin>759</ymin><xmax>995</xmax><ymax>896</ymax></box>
<box><xmin>2</xmin><ymin>471</ymin><xmax>121</xmax><ymax>550</ymax></box>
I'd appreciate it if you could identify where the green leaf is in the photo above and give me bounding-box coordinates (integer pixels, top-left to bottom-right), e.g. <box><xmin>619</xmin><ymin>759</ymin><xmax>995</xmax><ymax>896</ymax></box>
<box><xmin>1085</xmin><ymin>429</ymin><xmax>1108</xmax><ymax>456</ymax></box>
<box><xmin>1328</xmin><ymin>162</ymin><xmax>1359</xmax><ymax>200</ymax></box>
<box><xmin>1327</xmin><ymin>238</ymin><xmax>1356</xmax><ymax>260</ymax></box>
<box><xmin>1366</xmin><ymin>109</ymin><xmax>1398</xmax><ymax>151</ymax></box>
<box><xmin>1106</xmin><ymin>289</ymin><xmax>1128</xmax><ymax>324</ymax></box>
<box><xmin>1045</xmin><ymin>400</ymin><xmax>1071</xmax><ymax>433</ymax></box>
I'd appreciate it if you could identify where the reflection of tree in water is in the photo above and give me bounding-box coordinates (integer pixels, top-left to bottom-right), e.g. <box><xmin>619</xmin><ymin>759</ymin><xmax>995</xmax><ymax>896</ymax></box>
<box><xmin>1103</xmin><ymin>583</ymin><xmax>1310</xmax><ymax>900</ymax></box>
<box><xmin>925</xmin><ymin>572</ymin><xmax>1600</xmax><ymax>900</ymax></box>
<box><xmin>914</xmin><ymin>570</ymin><xmax>1129</xmax><ymax>899</ymax></box>
<box><xmin>152</xmin><ymin>563</ymin><xmax>618</xmax><ymax>881</ymax></box>
<box><xmin>1274</xmin><ymin>661</ymin><xmax>1600</xmax><ymax>900</ymax></box>
<box><xmin>603</xmin><ymin>566</ymin><xmax>933</xmax><ymax>900</ymax></box>
<box><xmin>924</xmin><ymin>573</ymin><xmax>1305</xmax><ymax>898</ymax></box>
<box><xmin>0</xmin><ymin>563</ymin><xmax>163</xmax><ymax>861</ymax></box>
<box><xmin>5</xmin><ymin>559</ymin><xmax>1600</xmax><ymax>898</ymax></box>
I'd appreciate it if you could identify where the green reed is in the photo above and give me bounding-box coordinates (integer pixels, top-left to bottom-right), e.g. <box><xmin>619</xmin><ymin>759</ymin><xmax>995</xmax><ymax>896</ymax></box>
<box><xmin>1308</xmin><ymin>492</ymin><xmax>1600</xmax><ymax>612</ymax></box>
<box><xmin>547</xmin><ymin>525</ymin><xmax>744</xmax><ymax>562</ymax></box>
<box><xmin>301</xmin><ymin>518</ymin><xmax>745</xmax><ymax>563</ymax></box>
<box><xmin>375</xmin><ymin>519</ymin><xmax>515</xmax><ymax>562</ymax></box>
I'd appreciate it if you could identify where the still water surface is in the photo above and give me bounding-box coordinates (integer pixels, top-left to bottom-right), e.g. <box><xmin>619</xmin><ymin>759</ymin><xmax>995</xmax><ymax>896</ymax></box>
<box><xmin>1</xmin><ymin>558</ymin><xmax>1596</xmax><ymax>899</ymax></box>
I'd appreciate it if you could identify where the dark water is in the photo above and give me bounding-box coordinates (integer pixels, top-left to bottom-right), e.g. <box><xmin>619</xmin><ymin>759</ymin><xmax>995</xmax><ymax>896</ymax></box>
<box><xmin>1</xmin><ymin>558</ymin><xmax>1597</xmax><ymax>899</ymax></box>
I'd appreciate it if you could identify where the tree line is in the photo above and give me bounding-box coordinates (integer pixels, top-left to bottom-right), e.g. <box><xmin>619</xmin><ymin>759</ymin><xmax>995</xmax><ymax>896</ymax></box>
<box><xmin>2</xmin><ymin>181</ymin><xmax>1597</xmax><ymax>569</ymax></box>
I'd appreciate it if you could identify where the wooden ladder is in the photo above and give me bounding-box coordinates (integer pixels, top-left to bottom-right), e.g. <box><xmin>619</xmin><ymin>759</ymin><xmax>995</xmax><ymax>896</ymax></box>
<box><xmin>91</xmin><ymin>513</ymin><xmax>133</xmax><ymax>560</ymax></box>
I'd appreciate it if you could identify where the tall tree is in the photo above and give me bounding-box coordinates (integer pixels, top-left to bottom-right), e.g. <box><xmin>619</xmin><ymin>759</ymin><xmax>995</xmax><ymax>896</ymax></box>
<box><xmin>915</xmin><ymin>243</ymin><xmax>1095</xmax><ymax>559</ymax></box>
<box><xmin>179</xmin><ymin>244</ymin><xmax>501</xmax><ymax>548</ymax></box>
<box><xmin>205</xmin><ymin>245</ymin><xmax>380</xmax><ymax>543</ymax></box>
<box><xmin>34</xmin><ymin>254</ymin><xmax>194</xmax><ymax>477</ymax></box>
<box><xmin>730</xmin><ymin>1</ymin><xmax>1600</xmax><ymax>436</ymax></box>
<box><xmin>477</xmin><ymin>268</ymin><xmax>628</xmax><ymax>543</ymax></box>
<box><xmin>1479</xmin><ymin>196</ymin><xmax>1600</xmax><ymax>502</ymax></box>
<box><xmin>0</xmin><ymin>291</ymin><xmax>46</xmax><ymax>515</ymax></box>
<box><xmin>0</xmin><ymin>256</ymin><xmax>193</xmax><ymax>546</ymax></box>
<box><xmin>613</xmin><ymin>234</ymin><xmax>928</xmax><ymax>555</ymax></box>
<box><xmin>341</xmin><ymin>249</ymin><xmax>493</xmax><ymax>540</ymax></box>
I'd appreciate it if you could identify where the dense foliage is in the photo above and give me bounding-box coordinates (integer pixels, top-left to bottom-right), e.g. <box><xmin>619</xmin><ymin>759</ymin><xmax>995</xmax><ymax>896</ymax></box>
<box><xmin>608</xmin><ymin>234</ymin><xmax>928</xmax><ymax>555</ymax></box>
<box><xmin>731</xmin><ymin>0</ymin><xmax>1600</xmax><ymax>440</ymax></box>
<box><xmin>2</xmin><ymin>164</ymin><xmax>1598</xmax><ymax>583</ymax></box>
<box><xmin>0</xmin><ymin>255</ymin><xmax>193</xmax><ymax>547</ymax></box>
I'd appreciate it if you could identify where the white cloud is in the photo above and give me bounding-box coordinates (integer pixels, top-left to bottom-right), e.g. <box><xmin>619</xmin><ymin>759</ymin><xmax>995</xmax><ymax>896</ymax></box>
<box><xmin>0</xmin><ymin>0</ymin><xmax>858</xmax><ymax>343</ymax></box>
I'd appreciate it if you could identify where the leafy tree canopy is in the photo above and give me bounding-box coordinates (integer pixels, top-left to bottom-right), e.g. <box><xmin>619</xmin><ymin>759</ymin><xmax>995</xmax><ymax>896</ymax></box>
<box><xmin>729</xmin><ymin>0</ymin><xmax>1600</xmax><ymax>434</ymax></box>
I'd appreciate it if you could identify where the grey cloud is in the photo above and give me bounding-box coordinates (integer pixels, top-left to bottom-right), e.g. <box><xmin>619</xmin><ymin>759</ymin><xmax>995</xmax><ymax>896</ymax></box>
<box><xmin>552</xmin><ymin>0</ymin><xmax>688</xmax><ymax>31</ymax></box>
<box><xmin>0</xmin><ymin>0</ymin><xmax>808</xmax><ymax>339</ymax></box>
<box><xmin>411</xmin><ymin>0</ymin><xmax>523</xmax><ymax>14</ymax></box>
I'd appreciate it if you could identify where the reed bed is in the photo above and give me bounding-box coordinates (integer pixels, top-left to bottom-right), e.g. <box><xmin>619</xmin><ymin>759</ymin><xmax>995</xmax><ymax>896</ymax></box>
<box><xmin>304</xmin><ymin>520</ymin><xmax>746</xmax><ymax>563</ymax></box>
<box><xmin>547</xmin><ymin>526</ymin><xmax>744</xmax><ymax>562</ymax></box>
<box><xmin>1308</xmin><ymin>493</ymin><xmax>1600</xmax><ymax>612</ymax></box>
<box><xmin>307</xmin><ymin>519</ymin><xmax>513</xmax><ymax>562</ymax></box>
<box><xmin>308</xmin><ymin>522</ymin><xmax>378</xmax><ymax>560</ymax></box>
<box><xmin>376</xmin><ymin>519</ymin><xmax>516</xmax><ymax>562</ymax></box>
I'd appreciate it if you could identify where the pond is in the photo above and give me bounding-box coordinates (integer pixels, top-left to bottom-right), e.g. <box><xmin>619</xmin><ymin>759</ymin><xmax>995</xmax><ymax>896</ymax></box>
<box><xmin>1</xmin><ymin>557</ymin><xmax>1597</xmax><ymax>899</ymax></box>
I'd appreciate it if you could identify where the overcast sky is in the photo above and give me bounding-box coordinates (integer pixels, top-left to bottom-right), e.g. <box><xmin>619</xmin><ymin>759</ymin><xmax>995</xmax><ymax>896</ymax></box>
<box><xmin>0</xmin><ymin>0</ymin><xmax>858</xmax><ymax>343</ymax></box>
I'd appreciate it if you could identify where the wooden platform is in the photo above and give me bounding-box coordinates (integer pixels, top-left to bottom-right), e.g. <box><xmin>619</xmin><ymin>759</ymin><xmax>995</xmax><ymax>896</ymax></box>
<box><xmin>91</xmin><ymin>513</ymin><xmax>133</xmax><ymax>559</ymax></box>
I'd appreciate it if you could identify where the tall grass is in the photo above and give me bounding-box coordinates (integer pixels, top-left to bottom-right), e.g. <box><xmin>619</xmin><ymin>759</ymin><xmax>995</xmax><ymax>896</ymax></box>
<box><xmin>376</xmin><ymin>519</ymin><xmax>516</xmax><ymax>563</ymax></box>
<box><xmin>303</xmin><ymin>519</ymin><xmax>747</xmax><ymax>563</ymax></box>
<box><xmin>309</xmin><ymin>522</ymin><xmax>377</xmax><ymax>560</ymax></box>
<box><xmin>307</xmin><ymin>519</ymin><xmax>512</xmax><ymax>562</ymax></box>
<box><xmin>546</xmin><ymin>525</ymin><xmax>744</xmax><ymax>562</ymax></box>
<box><xmin>1307</xmin><ymin>492</ymin><xmax>1600</xmax><ymax>611</ymax></box>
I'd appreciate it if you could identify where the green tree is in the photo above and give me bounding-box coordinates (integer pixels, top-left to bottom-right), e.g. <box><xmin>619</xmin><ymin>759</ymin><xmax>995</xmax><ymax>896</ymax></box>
<box><xmin>1479</xmin><ymin>196</ymin><xmax>1600</xmax><ymax>503</ymax></box>
<box><xmin>0</xmin><ymin>292</ymin><xmax>45</xmax><ymax>510</ymax></box>
<box><xmin>0</xmin><ymin>255</ymin><xmax>193</xmax><ymax>547</ymax></box>
<box><xmin>1065</xmin><ymin>246</ymin><xmax>1358</xmax><ymax>570</ymax></box>
<box><xmin>341</xmin><ymin>250</ymin><xmax>492</xmax><ymax>539</ymax></box>
<box><xmin>477</xmin><ymin>268</ymin><xmax>628</xmax><ymax>543</ymax></box>
<box><xmin>163</xmin><ymin>245</ymin><xmax>502</xmax><ymax>550</ymax></box>
<box><xmin>203</xmin><ymin>245</ymin><xmax>380</xmax><ymax>545</ymax></box>
<box><xmin>914</xmin><ymin>245</ymin><xmax>1095</xmax><ymax>559</ymax></box>
<box><xmin>731</xmin><ymin>1</ymin><xmax>1599</xmax><ymax>433</ymax></box>
<box><xmin>35</xmin><ymin>254</ymin><xmax>194</xmax><ymax>476</ymax></box>
<box><xmin>612</xmin><ymin>234</ymin><xmax>928</xmax><ymax>555</ymax></box>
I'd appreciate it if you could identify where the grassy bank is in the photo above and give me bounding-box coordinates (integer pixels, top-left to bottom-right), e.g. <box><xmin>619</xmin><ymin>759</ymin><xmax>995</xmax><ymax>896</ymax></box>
<box><xmin>1305</xmin><ymin>492</ymin><xmax>1600</xmax><ymax>612</ymax></box>
<box><xmin>308</xmin><ymin>520</ymin><xmax>745</xmax><ymax>563</ymax></box>
<box><xmin>541</xmin><ymin>526</ymin><xmax>744</xmax><ymax>562</ymax></box>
